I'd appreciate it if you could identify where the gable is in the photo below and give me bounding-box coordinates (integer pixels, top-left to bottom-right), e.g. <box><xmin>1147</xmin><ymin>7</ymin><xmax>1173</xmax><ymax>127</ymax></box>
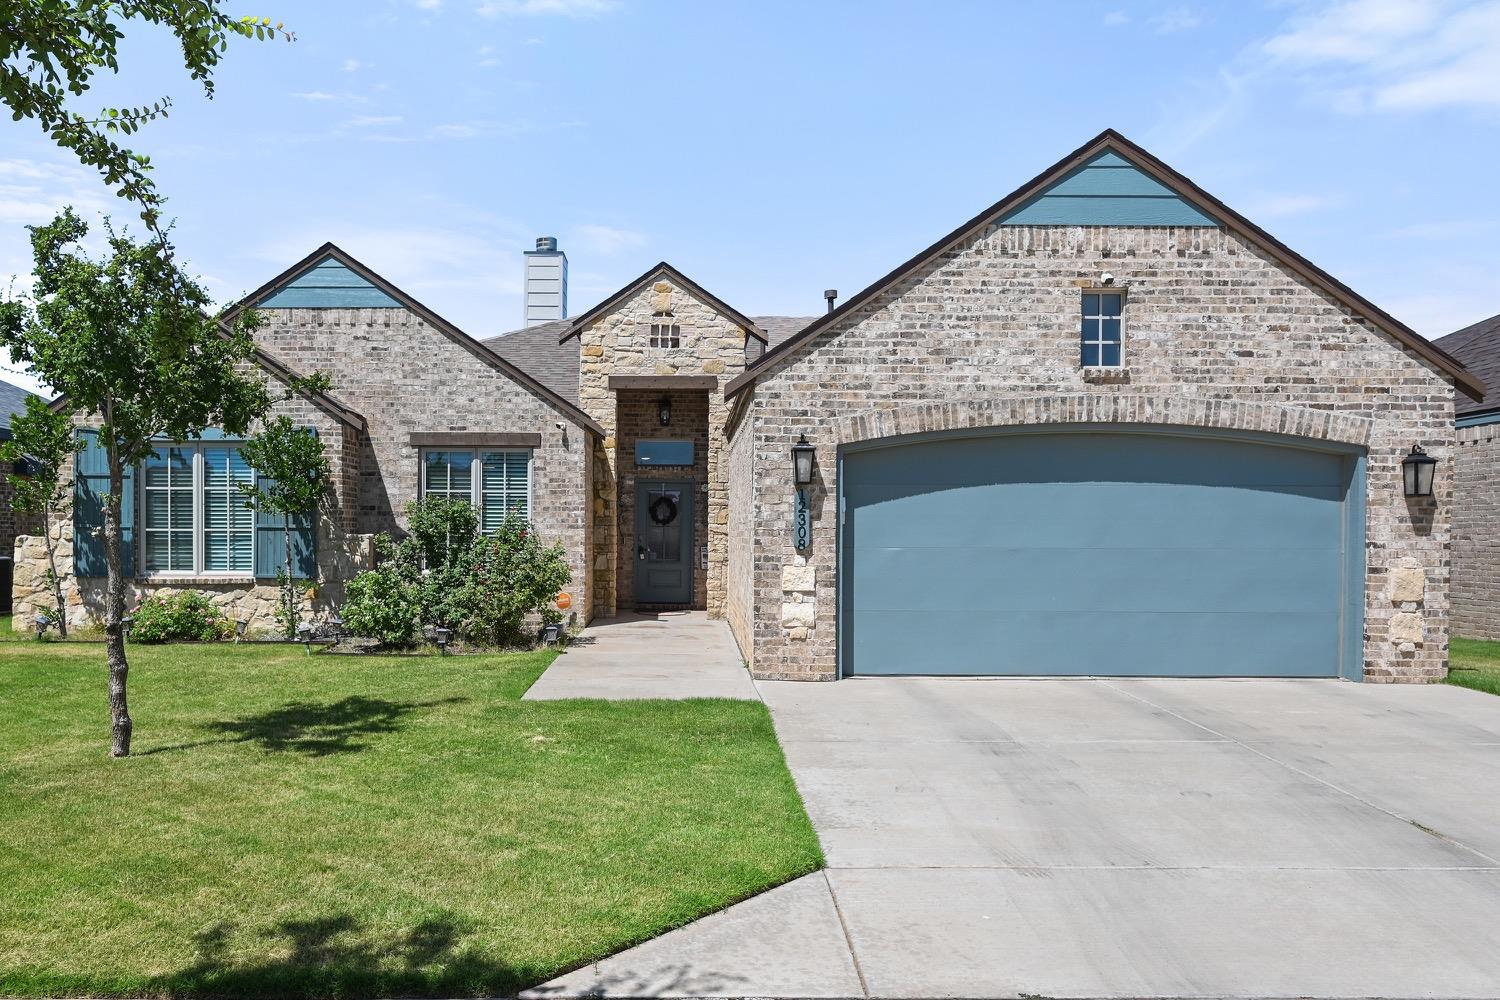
<box><xmin>999</xmin><ymin>151</ymin><xmax>1218</xmax><ymax>227</ymax></box>
<box><xmin>257</xmin><ymin>258</ymin><xmax>401</xmax><ymax>309</ymax></box>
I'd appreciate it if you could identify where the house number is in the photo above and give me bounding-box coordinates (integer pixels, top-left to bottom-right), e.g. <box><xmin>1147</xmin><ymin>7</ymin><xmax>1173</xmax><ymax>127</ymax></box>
<box><xmin>794</xmin><ymin>489</ymin><xmax>811</xmax><ymax>550</ymax></box>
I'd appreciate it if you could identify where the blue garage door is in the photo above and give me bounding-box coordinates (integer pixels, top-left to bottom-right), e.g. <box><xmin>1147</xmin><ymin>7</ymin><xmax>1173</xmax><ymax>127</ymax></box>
<box><xmin>840</xmin><ymin>429</ymin><xmax>1361</xmax><ymax>678</ymax></box>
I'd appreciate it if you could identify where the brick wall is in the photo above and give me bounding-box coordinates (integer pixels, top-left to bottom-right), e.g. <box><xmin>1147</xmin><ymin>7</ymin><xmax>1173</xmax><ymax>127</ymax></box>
<box><xmin>1452</xmin><ymin>422</ymin><xmax>1500</xmax><ymax>640</ymax></box>
<box><xmin>734</xmin><ymin>224</ymin><xmax>1456</xmax><ymax>682</ymax></box>
<box><xmin>725</xmin><ymin>401</ymin><xmax>755</xmax><ymax>661</ymax></box>
<box><xmin>252</xmin><ymin>307</ymin><xmax>592</xmax><ymax>622</ymax></box>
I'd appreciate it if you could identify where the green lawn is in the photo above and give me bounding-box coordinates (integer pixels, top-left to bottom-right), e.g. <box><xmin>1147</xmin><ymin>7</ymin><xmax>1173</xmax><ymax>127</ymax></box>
<box><xmin>0</xmin><ymin>630</ymin><xmax>821</xmax><ymax>998</ymax></box>
<box><xmin>1448</xmin><ymin>636</ymin><xmax>1500</xmax><ymax>695</ymax></box>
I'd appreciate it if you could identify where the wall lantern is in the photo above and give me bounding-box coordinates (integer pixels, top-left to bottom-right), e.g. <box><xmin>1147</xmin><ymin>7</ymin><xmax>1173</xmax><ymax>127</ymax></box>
<box><xmin>792</xmin><ymin>434</ymin><xmax>816</xmax><ymax>487</ymax></box>
<box><xmin>657</xmin><ymin>397</ymin><xmax>672</xmax><ymax>427</ymax></box>
<box><xmin>1402</xmin><ymin>445</ymin><xmax>1437</xmax><ymax>498</ymax></box>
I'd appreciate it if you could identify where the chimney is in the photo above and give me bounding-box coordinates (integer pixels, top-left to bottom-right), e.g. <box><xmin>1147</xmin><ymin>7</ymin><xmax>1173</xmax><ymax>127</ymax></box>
<box><xmin>824</xmin><ymin>289</ymin><xmax>838</xmax><ymax>314</ymax></box>
<box><xmin>523</xmin><ymin>237</ymin><xmax>568</xmax><ymax>327</ymax></box>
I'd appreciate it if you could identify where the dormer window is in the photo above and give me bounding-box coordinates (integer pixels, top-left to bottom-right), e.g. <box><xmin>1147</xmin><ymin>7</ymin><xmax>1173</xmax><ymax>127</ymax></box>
<box><xmin>650</xmin><ymin>311</ymin><xmax>681</xmax><ymax>348</ymax></box>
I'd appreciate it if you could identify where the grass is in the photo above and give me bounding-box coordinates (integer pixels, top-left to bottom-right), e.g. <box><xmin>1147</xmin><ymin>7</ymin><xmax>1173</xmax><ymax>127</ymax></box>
<box><xmin>1447</xmin><ymin>636</ymin><xmax>1500</xmax><ymax>695</ymax></box>
<box><xmin>0</xmin><ymin>630</ymin><xmax>822</xmax><ymax>998</ymax></box>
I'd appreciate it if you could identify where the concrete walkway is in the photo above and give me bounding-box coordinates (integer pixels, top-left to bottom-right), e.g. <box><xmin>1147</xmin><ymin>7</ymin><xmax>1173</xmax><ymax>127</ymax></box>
<box><xmin>528</xmin><ymin>675</ymin><xmax>1500</xmax><ymax>998</ymax></box>
<box><xmin>523</xmin><ymin>611</ymin><xmax>755</xmax><ymax>700</ymax></box>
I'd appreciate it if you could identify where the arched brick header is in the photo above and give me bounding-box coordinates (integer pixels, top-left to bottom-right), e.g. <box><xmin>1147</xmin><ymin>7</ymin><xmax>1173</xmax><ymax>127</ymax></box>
<box><xmin>832</xmin><ymin>394</ymin><xmax>1374</xmax><ymax>450</ymax></box>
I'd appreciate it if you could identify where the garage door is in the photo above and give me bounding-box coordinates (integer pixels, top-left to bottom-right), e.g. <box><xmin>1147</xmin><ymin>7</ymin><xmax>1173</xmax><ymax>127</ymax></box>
<box><xmin>840</xmin><ymin>429</ymin><xmax>1361</xmax><ymax>678</ymax></box>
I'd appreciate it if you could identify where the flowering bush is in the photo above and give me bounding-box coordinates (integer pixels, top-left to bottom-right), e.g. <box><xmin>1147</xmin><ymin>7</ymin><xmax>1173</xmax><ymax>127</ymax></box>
<box><xmin>129</xmin><ymin>591</ymin><xmax>235</xmax><ymax>643</ymax></box>
<box><xmin>340</xmin><ymin>497</ymin><xmax>570</xmax><ymax>648</ymax></box>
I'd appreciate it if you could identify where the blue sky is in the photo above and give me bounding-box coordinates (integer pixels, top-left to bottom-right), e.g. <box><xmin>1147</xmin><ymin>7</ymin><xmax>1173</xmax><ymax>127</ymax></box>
<box><xmin>3</xmin><ymin>0</ymin><xmax>1499</xmax><ymax>395</ymax></box>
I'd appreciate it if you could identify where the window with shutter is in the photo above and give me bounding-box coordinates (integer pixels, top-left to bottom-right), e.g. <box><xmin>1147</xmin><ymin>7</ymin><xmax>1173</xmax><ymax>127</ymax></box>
<box><xmin>421</xmin><ymin>448</ymin><xmax>532</xmax><ymax>532</ymax></box>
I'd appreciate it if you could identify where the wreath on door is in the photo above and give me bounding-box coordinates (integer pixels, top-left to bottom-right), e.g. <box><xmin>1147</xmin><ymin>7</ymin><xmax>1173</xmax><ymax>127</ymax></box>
<box><xmin>648</xmin><ymin>495</ymin><xmax>678</xmax><ymax>526</ymax></box>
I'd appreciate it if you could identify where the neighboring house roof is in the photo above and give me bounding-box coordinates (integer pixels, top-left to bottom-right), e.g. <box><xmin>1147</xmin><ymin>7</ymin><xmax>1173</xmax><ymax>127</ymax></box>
<box><xmin>224</xmin><ymin>243</ymin><xmax>606</xmax><ymax>437</ymax></box>
<box><xmin>560</xmin><ymin>262</ymin><xmax>770</xmax><ymax>345</ymax></box>
<box><xmin>483</xmin><ymin>320</ymin><xmax>579</xmax><ymax>406</ymax></box>
<box><xmin>1435</xmin><ymin>312</ymin><xmax>1500</xmax><ymax>419</ymax></box>
<box><xmin>1</xmin><ymin>377</ymin><xmax>39</xmax><ymax>436</ymax></box>
<box><xmin>483</xmin><ymin>315</ymin><xmax>817</xmax><ymax>405</ymax></box>
<box><xmin>725</xmin><ymin>128</ymin><xmax>1485</xmax><ymax>402</ymax></box>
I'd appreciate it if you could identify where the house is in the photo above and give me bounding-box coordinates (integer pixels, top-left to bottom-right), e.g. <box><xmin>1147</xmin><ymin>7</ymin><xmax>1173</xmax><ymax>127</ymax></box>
<box><xmin>9</xmin><ymin>130</ymin><xmax>1481</xmax><ymax>682</ymax></box>
<box><xmin>1</xmin><ymin>377</ymin><xmax>42</xmax><ymax>615</ymax></box>
<box><xmin>1434</xmin><ymin>312</ymin><xmax>1500</xmax><ymax>640</ymax></box>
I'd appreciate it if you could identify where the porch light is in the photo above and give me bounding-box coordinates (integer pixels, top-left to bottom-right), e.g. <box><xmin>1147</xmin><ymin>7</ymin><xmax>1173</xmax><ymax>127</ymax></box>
<box><xmin>792</xmin><ymin>434</ymin><xmax>816</xmax><ymax>487</ymax></box>
<box><xmin>1402</xmin><ymin>445</ymin><xmax>1437</xmax><ymax>498</ymax></box>
<box><xmin>657</xmin><ymin>397</ymin><xmax>672</xmax><ymax>427</ymax></box>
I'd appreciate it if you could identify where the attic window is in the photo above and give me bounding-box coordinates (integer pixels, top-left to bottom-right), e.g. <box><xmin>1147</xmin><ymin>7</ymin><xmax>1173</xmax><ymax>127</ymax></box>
<box><xmin>1081</xmin><ymin>291</ymin><xmax>1124</xmax><ymax>367</ymax></box>
<box><xmin>649</xmin><ymin>311</ymin><xmax>681</xmax><ymax>349</ymax></box>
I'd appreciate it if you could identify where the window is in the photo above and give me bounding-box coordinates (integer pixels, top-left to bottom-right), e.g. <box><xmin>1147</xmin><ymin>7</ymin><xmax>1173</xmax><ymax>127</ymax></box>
<box><xmin>142</xmin><ymin>443</ymin><xmax>255</xmax><ymax>574</ymax></box>
<box><xmin>421</xmin><ymin>449</ymin><xmax>531</xmax><ymax>530</ymax></box>
<box><xmin>1080</xmin><ymin>291</ymin><xmax>1124</xmax><ymax>367</ymax></box>
<box><xmin>649</xmin><ymin>311</ymin><xmax>680</xmax><ymax>348</ymax></box>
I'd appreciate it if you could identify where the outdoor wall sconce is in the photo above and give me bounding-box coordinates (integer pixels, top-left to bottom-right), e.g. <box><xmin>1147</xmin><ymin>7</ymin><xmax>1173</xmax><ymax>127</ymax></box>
<box><xmin>657</xmin><ymin>397</ymin><xmax>672</xmax><ymax>426</ymax></box>
<box><xmin>1402</xmin><ymin>445</ymin><xmax>1437</xmax><ymax>498</ymax></box>
<box><xmin>792</xmin><ymin>434</ymin><xmax>816</xmax><ymax>487</ymax></box>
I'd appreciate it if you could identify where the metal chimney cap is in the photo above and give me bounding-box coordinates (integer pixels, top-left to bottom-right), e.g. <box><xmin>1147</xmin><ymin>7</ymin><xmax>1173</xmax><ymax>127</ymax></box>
<box><xmin>535</xmin><ymin>236</ymin><xmax>558</xmax><ymax>252</ymax></box>
<box><xmin>823</xmin><ymin>289</ymin><xmax>838</xmax><ymax>313</ymax></box>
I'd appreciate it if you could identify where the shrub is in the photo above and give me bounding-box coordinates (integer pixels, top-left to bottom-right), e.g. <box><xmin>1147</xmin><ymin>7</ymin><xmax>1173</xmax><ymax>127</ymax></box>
<box><xmin>340</xmin><ymin>554</ymin><xmax>422</xmax><ymax>646</ymax></box>
<box><xmin>339</xmin><ymin>498</ymin><xmax>571</xmax><ymax>648</ymax></box>
<box><xmin>129</xmin><ymin>591</ymin><xmax>235</xmax><ymax>643</ymax></box>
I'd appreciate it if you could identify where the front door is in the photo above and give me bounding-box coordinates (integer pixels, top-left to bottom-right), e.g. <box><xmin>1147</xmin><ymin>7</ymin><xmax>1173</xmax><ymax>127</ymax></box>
<box><xmin>634</xmin><ymin>480</ymin><xmax>693</xmax><ymax>606</ymax></box>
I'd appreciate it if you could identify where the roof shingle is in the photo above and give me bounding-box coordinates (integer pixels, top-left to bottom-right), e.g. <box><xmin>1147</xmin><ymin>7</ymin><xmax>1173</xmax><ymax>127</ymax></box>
<box><xmin>1435</xmin><ymin>312</ymin><xmax>1500</xmax><ymax>418</ymax></box>
<box><xmin>0</xmin><ymin>378</ymin><xmax>39</xmax><ymax>435</ymax></box>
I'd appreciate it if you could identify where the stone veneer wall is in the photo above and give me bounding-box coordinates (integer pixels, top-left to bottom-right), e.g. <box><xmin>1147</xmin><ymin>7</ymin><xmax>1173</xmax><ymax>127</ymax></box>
<box><xmin>11</xmin><ymin>392</ymin><xmax>370</xmax><ymax>632</ymax></box>
<box><xmin>725</xmin><ymin>402</ymin><xmax>755</xmax><ymax>662</ymax></box>
<box><xmin>1451</xmin><ymin>421</ymin><xmax>1500</xmax><ymax>640</ymax></box>
<box><xmin>615</xmin><ymin>389</ymin><xmax>710</xmax><ymax>608</ymax></box>
<box><xmin>252</xmin><ymin>307</ymin><xmax>593</xmax><ymax>622</ymax></box>
<box><xmin>577</xmin><ymin>277</ymin><xmax>752</xmax><ymax>617</ymax></box>
<box><xmin>737</xmin><ymin>225</ymin><xmax>1456</xmax><ymax>682</ymax></box>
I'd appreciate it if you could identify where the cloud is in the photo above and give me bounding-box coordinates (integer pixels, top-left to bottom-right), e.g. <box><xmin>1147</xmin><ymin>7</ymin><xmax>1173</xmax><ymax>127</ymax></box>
<box><xmin>342</xmin><ymin>58</ymin><xmax>364</xmax><ymax>73</ymax></box>
<box><xmin>1262</xmin><ymin>0</ymin><xmax>1500</xmax><ymax>111</ymax></box>
<box><xmin>415</xmin><ymin>0</ymin><xmax>443</xmax><ymax>9</ymax></box>
<box><xmin>568</xmin><ymin>224</ymin><xmax>646</xmax><ymax>255</ymax></box>
<box><xmin>1149</xmin><ymin>6</ymin><xmax>1203</xmax><ymax>34</ymax></box>
<box><xmin>430</xmin><ymin>123</ymin><xmax>480</xmax><ymax>139</ymax></box>
<box><xmin>1103</xmin><ymin>10</ymin><xmax>1129</xmax><ymax>26</ymax></box>
<box><xmin>345</xmin><ymin>115</ymin><xmax>405</xmax><ymax>128</ymax></box>
<box><xmin>475</xmin><ymin>0</ymin><xmax>617</xmax><ymax>17</ymax></box>
<box><xmin>477</xmin><ymin>44</ymin><xmax>501</xmax><ymax>67</ymax></box>
<box><xmin>1243</xmin><ymin>193</ymin><xmax>1336</xmax><ymax>217</ymax></box>
<box><xmin>0</xmin><ymin>157</ymin><xmax>112</xmax><ymax>227</ymax></box>
<box><xmin>290</xmin><ymin>90</ymin><xmax>370</xmax><ymax>105</ymax></box>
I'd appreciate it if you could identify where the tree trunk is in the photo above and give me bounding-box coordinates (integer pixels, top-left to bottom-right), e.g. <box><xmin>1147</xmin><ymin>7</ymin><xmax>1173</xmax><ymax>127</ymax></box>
<box><xmin>283</xmin><ymin>518</ymin><xmax>294</xmax><ymax>639</ymax></box>
<box><xmin>44</xmin><ymin>497</ymin><xmax>67</xmax><ymax>639</ymax></box>
<box><xmin>103</xmin><ymin>431</ymin><xmax>131</xmax><ymax>758</ymax></box>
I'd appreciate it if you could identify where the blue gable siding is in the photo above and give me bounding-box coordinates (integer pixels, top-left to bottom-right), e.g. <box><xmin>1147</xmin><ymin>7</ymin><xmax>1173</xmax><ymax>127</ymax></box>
<box><xmin>999</xmin><ymin>151</ymin><xmax>1218</xmax><ymax>227</ymax></box>
<box><xmin>258</xmin><ymin>259</ymin><xmax>401</xmax><ymax>308</ymax></box>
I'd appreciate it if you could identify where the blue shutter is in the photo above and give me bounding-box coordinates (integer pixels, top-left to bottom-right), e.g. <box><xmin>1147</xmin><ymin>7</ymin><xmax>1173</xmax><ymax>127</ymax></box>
<box><xmin>252</xmin><ymin>428</ymin><xmax>317</xmax><ymax>580</ymax></box>
<box><xmin>73</xmin><ymin>429</ymin><xmax>135</xmax><ymax>577</ymax></box>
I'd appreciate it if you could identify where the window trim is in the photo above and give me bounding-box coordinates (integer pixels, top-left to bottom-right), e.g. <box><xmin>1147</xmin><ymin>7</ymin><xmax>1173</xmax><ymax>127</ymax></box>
<box><xmin>419</xmin><ymin>447</ymin><xmax>534</xmax><ymax>530</ymax></box>
<box><xmin>1080</xmin><ymin>289</ymin><xmax>1126</xmax><ymax>369</ymax></box>
<box><xmin>137</xmin><ymin>440</ymin><xmax>256</xmax><ymax>579</ymax></box>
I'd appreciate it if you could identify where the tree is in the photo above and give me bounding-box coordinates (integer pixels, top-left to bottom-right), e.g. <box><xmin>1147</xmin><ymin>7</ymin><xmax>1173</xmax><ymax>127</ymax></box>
<box><xmin>0</xmin><ymin>209</ymin><xmax>275</xmax><ymax>758</ymax></box>
<box><xmin>239</xmin><ymin>415</ymin><xmax>330</xmax><ymax>639</ymax></box>
<box><xmin>1</xmin><ymin>3</ymin><xmax>292</xmax><ymax>232</ymax></box>
<box><xmin>0</xmin><ymin>395</ymin><xmax>80</xmax><ymax>637</ymax></box>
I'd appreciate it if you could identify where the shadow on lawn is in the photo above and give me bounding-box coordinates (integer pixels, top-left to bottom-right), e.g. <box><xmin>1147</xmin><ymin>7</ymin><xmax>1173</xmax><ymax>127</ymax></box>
<box><xmin>154</xmin><ymin>911</ymin><xmax>539</xmax><ymax>998</ymax></box>
<box><xmin>153</xmin><ymin>911</ymin><xmax>751</xmax><ymax>999</ymax></box>
<box><xmin>142</xmin><ymin>696</ymin><xmax>467</xmax><ymax>757</ymax></box>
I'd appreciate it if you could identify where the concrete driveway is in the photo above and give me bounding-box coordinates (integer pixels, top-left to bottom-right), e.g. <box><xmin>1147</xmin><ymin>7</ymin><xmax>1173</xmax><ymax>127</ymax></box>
<box><xmin>766</xmin><ymin>676</ymin><xmax>1500</xmax><ymax>998</ymax></box>
<box><xmin>531</xmin><ymin>677</ymin><xmax>1500</xmax><ymax>998</ymax></box>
